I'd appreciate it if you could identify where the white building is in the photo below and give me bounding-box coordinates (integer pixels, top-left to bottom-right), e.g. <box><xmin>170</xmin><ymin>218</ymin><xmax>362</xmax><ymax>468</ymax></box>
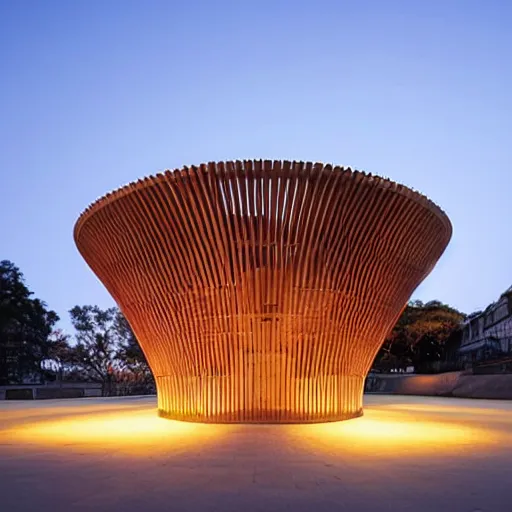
<box><xmin>459</xmin><ymin>286</ymin><xmax>512</xmax><ymax>363</ymax></box>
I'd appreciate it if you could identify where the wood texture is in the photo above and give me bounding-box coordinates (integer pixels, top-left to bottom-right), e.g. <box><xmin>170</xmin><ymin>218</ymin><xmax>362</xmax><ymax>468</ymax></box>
<box><xmin>74</xmin><ymin>160</ymin><xmax>452</xmax><ymax>423</ymax></box>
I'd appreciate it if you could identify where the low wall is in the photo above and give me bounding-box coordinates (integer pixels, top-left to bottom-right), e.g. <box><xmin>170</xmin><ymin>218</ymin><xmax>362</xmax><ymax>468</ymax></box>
<box><xmin>0</xmin><ymin>383</ymin><xmax>102</xmax><ymax>400</ymax></box>
<box><xmin>366</xmin><ymin>372</ymin><xmax>512</xmax><ymax>399</ymax></box>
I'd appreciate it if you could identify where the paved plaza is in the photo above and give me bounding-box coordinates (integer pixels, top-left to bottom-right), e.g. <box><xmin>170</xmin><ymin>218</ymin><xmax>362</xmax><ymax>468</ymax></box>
<box><xmin>1</xmin><ymin>394</ymin><xmax>511</xmax><ymax>511</ymax></box>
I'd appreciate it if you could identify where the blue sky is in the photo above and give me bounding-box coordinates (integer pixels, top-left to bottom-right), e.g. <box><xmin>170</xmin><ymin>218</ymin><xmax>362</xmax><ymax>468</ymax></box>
<box><xmin>1</xmin><ymin>0</ymin><xmax>511</xmax><ymax>332</ymax></box>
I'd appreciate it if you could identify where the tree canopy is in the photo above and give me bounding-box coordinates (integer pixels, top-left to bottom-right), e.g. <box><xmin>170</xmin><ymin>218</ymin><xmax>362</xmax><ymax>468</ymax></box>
<box><xmin>65</xmin><ymin>305</ymin><xmax>153</xmax><ymax>395</ymax></box>
<box><xmin>0</xmin><ymin>260</ymin><xmax>59</xmax><ymax>384</ymax></box>
<box><xmin>373</xmin><ymin>300</ymin><xmax>465</xmax><ymax>373</ymax></box>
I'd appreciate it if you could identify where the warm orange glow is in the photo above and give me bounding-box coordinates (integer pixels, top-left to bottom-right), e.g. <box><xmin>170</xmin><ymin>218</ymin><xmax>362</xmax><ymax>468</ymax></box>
<box><xmin>287</xmin><ymin>408</ymin><xmax>507</xmax><ymax>457</ymax></box>
<box><xmin>74</xmin><ymin>160</ymin><xmax>451</xmax><ymax>423</ymax></box>
<box><xmin>3</xmin><ymin>398</ymin><xmax>510</xmax><ymax>460</ymax></box>
<box><xmin>3</xmin><ymin>409</ymin><xmax>228</xmax><ymax>455</ymax></box>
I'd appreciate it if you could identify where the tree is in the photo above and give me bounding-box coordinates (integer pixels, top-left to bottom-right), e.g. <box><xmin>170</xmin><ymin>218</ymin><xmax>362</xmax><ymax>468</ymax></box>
<box><xmin>115</xmin><ymin>311</ymin><xmax>154</xmax><ymax>393</ymax></box>
<box><xmin>44</xmin><ymin>329</ymin><xmax>78</xmax><ymax>384</ymax></box>
<box><xmin>0</xmin><ymin>260</ymin><xmax>59</xmax><ymax>384</ymax></box>
<box><xmin>68</xmin><ymin>305</ymin><xmax>154</xmax><ymax>396</ymax></box>
<box><xmin>69</xmin><ymin>305</ymin><xmax>120</xmax><ymax>396</ymax></box>
<box><xmin>374</xmin><ymin>300</ymin><xmax>465</xmax><ymax>373</ymax></box>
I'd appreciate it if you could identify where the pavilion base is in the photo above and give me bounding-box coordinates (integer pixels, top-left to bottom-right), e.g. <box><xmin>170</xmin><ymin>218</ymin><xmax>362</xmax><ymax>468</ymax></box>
<box><xmin>155</xmin><ymin>374</ymin><xmax>364</xmax><ymax>424</ymax></box>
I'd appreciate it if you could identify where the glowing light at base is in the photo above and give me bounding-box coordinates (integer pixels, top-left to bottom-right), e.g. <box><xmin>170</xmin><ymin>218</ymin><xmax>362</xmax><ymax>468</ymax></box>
<box><xmin>74</xmin><ymin>160</ymin><xmax>451</xmax><ymax>423</ymax></box>
<box><xmin>3</xmin><ymin>400</ymin><xmax>509</xmax><ymax>459</ymax></box>
<box><xmin>4</xmin><ymin>409</ymin><xmax>227</xmax><ymax>455</ymax></box>
<box><xmin>287</xmin><ymin>408</ymin><xmax>506</xmax><ymax>458</ymax></box>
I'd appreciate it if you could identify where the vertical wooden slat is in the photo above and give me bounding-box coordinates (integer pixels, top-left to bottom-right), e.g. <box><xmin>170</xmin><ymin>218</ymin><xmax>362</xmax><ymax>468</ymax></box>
<box><xmin>74</xmin><ymin>160</ymin><xmax>452</xmax><ymax>423</ymax></box>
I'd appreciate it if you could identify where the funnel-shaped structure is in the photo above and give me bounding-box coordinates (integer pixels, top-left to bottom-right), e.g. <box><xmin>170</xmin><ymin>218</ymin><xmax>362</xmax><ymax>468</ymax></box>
<box><xmin>74</xmin><ymin>160</ymin><xmax>451</xmax><ymax>423</ymax></box>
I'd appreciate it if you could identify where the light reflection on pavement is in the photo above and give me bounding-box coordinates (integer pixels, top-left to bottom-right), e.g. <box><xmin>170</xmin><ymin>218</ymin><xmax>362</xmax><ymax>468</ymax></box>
<box><xmin>1</xmin><ymin>395</ymin><xmax>511</xmax><ymax>511</ymax></box>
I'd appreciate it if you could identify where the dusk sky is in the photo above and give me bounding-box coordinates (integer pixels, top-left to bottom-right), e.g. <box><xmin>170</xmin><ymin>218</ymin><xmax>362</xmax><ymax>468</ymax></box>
<box><xmin>1</xmin><ymin>0</ymin><xmax>511</xmax><ymax>333</ymax></box>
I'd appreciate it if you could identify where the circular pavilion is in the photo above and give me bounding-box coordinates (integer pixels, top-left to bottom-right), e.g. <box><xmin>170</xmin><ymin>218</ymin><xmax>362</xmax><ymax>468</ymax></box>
<box><xmin>74</xmin><ymin>160</ymin><xmax>452</xmax><ymax>423</ymax></box>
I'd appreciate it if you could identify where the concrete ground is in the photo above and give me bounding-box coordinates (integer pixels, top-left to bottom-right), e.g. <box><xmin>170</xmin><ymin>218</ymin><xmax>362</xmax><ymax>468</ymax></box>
<box><xmin>1</xmin><ymin>395</ymin><xmax>511</xmax><ymax>511</ymax></box>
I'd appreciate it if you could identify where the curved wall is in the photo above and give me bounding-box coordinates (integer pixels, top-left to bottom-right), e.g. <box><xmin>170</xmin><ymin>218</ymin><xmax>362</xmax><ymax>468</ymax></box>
<box><xmin>75</xmin><ymin>160</ymin><xmax>452</xmax><ymax>422</ymax></box>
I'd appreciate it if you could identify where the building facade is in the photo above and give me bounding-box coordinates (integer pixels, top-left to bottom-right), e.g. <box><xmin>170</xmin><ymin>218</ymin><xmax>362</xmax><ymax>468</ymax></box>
<box><xmin>460</xmin><ymin>286</ymin><xmax>512</xmax><ymax>364</ymax></box>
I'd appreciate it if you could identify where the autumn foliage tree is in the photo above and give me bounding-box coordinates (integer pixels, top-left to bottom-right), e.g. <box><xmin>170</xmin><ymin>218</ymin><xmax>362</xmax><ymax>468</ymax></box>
<box><xmin>374</xmin><ymin>300</ymin><xmax>465</xmax><ymax>373</ymax></box>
